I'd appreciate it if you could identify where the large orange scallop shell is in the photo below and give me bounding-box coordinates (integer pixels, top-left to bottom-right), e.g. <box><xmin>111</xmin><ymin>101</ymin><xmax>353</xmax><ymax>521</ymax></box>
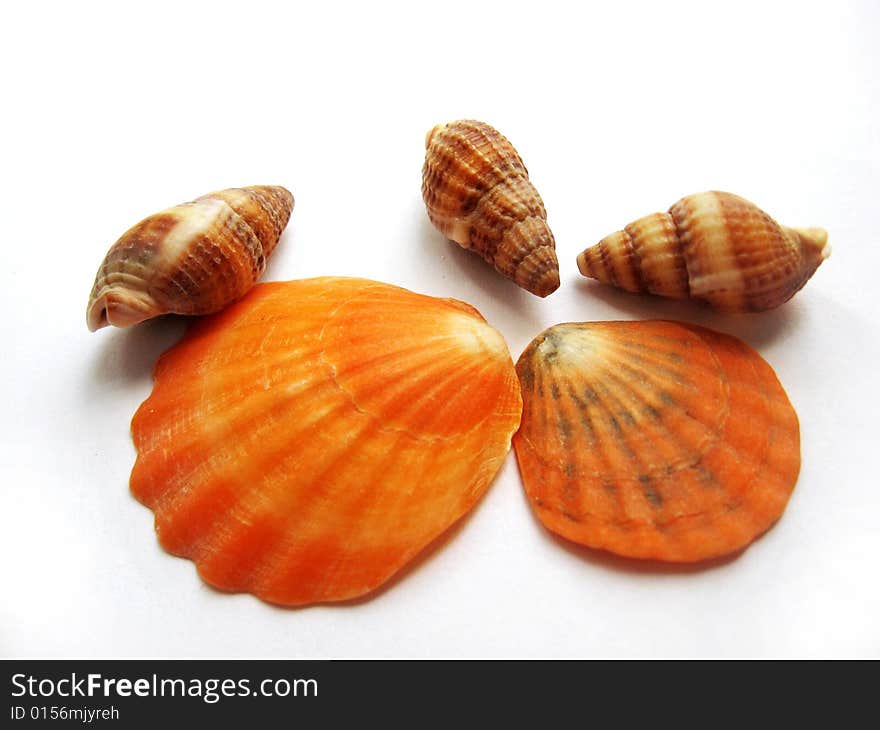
<box><xmin>87</xmin><ymin>185</ymin><xmax>294</xmax><ymax>331</ymax></box>
<box><xmin>130</xmin><ymin>277</ymin><xmax>522</xmax><ymax>605</ymax></box>
<box><xmin>513</xmin><ymin>321</ymin><xmax>800</xmax><ymax>562</ymax></box>
<box><xmin>576</xmin><ymin>191</ymin><xmax>829</xmax><ymax>311</ymax></box>
<box><xmin>422</xmin><ymin>120</ymin><xmax>560</xmax><ymax>297</ymax></box>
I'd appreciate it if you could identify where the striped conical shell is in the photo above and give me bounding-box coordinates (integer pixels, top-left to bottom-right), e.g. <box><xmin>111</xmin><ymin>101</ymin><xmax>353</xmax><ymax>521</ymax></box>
<box><xmin>577</xmin><ymin>191</ymin><xmax>829</xmax><ymax>312</ymax></box>
<box><xmin>422</xmin><ymin>120</ymin><xmax>560</xmax><ymax>297</ymax></box>
<box><xmin>130</xmin><ymin>277</ymin><xmax>522</xmax><ymax>606</ymax></box>
<box><xmin>514</xmin><ymin>320</ymin><xmax>801</xmax><ymax>562</ymax></box>
<box><xmin>87</xmin><ymin>185</ymin><xmax>294</xmax><ymax>331</ymax></box>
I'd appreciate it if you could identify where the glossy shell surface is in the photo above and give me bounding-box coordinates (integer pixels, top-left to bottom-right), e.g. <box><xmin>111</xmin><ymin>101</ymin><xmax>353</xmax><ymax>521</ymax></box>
<box><xmin>87</xmin><ymin>185</ymin><xmax>294</xmax><ymax>331</ymax></box>
<box><xmin>577</xmin><ymin>191</ymin><xmax>829</xmax><ymax>311</ymax></box>
<box><xmin>131</xmin><ymin>277</ymin><xmax>522</xmax><ymax>605</ymax></box>
<box><xmin>514</xmin><ymin>320</ymin><xmax>801</xmax><ymax>562</ymax></box>
<box><xmin>422</xmin><ymin>120</ymin><xmax>560</xmax><ymax>297</ymax></box>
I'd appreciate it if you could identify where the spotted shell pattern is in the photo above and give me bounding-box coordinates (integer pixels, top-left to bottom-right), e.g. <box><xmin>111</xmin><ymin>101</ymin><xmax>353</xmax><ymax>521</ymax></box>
<box><xmin>514</xmin><ymin>320</ymin><xmax>801</xmax><ymax>562</ymax></box>
<box><xmin>577</xmin><ymin>191</ymin><xmax>829</xmax><ymax>311</ymax></box>
<box><xmin>422</xmin><ymin>120</ymin><xmax>560</xmax><ymax>297</ymax></box>
<box><xmin>87</xmin><ymin>185</ymin><xmax>294</xmax><ymax>331</ymax></box>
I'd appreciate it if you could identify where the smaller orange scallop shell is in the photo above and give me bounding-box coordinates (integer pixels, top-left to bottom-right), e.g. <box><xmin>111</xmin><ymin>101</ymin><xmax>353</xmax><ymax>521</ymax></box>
<box><xmin>576</xmin><ymin>191</ymin><xmax>829</xmax><ymax>311</ymax></box>
<box><xmin>422</xmin><ymin>120</ymin><xmax>560</xmax><ymax>297</ymax></box>
<box><xmin>130</xmin><ymin>277</ymin><xmax>522</xmax><ymax>606</ymax></box>
<box><xmin>86</xmin><ymin>185</ymin><xmax>294</xmax><ymax>331</ymax></box>
<box><xmin>513</xmin><ymin>320</ymin><xmax>800</xmax><ymax>562</ymax></box>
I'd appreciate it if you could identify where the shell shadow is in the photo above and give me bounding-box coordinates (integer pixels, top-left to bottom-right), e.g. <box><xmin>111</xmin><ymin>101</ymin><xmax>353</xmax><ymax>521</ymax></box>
<box><xmin>88</xmin><ymin>316</ymin><xmax>188</xmax><ymax>386</ymax></box>
<box><xmin>417</xmin><ymin>214</ymin><xmax>547</xmax><ymax>326</ymax></box>
<box><xmin>572</xmin><ymin>278</ymin><xmax>806</xmax><ymax>348</ymax></box>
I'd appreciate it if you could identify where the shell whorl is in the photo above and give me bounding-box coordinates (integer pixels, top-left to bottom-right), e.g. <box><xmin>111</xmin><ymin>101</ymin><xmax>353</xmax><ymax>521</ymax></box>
<box><xmin>422</xmin><ymin>120</ymin><xmax>560</xmax><ymax>298</ymax></box>
<box><xmin>577</xmin><ymin>191</ymin><xmax>829</xmax><ymax>312</ymax></box>
<box><xmin>86</xmin><ymin>185</ymin><xmax>294</xmax><ymax>331</ymax></box>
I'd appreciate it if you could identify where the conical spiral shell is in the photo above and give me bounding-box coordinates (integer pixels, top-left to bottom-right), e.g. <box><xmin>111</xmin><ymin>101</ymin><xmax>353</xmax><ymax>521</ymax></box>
<box><xmin>86</xmin><ymin>185</ymin><xmax>294</xmax><ymax>331</ymax></box>
<box><xmin>130</xmin><ymin>277</ymin><xmax>522</xmax><ymax>606</ymax></box>
<box><xmin>422</xmin><ymin>120</ymin><xmax>560</xmax><ymax>297</ymax></box>
<box><xmin>514</xmin><ymin>320</ymin><xmax>801</xmax><ymax>562</ymax></box>
<box><xmin>577</xmin><ymin>191</ymin><xmax>829</xmax><ymax>312</ymax></box>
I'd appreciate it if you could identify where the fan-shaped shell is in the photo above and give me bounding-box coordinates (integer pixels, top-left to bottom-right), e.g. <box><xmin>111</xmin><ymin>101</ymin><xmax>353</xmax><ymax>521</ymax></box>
<box><xmin>130</xmin><ymin>277</ymin><xmax>522</xmax><ymax>605</ymax></box>
<box><xmin>513</xmin><ymin>320</ymin><xmax>800</xmax><ymax>562</ymax></box>
<box><xmin>422</xmin><ymin>120</ymin><xmax>560</xmax><ymax>297</ymax></box>
<box><xmin>576</xmin><ymin>191</ymin><xmax>829</xmax><ymax>311</ymax></box>
<box><xmin>87</xmin><ymin>185</ymin><xmax>294</xmax><ymax>331</ymax></box>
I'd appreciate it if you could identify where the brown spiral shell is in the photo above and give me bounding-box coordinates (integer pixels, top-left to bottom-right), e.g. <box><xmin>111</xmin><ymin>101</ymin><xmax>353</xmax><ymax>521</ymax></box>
<box><xmin>576</xmin><ymin>191</ymin><xmax>830</xmax><ymax>312</ymax></box>
<box><xmin>421</xmin><ymin>120</ymin><xmax>560</xmax><ymax>297</ymax></box>
<box><xmin>86</xmin><ymin>185</ymin><xmax>294</xmax><ymax>331</ymax></box>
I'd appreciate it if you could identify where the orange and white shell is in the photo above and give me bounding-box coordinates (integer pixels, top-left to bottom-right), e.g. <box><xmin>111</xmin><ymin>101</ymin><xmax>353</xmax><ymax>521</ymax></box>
<box><xmin>130</xmin><ymin>277</ymin><xmax>522</xmax><ymax>606</ymax></box>
<box><xmin>514</xmin><ymin>320</ymin><xmax>801</xmax><ymax>562</ymax></box>
<box><xmin>422</xmin><ymin>120</ymin><xmax>560</xmax><ymax>297</ymax></box>
<box><xmin>86</xmin><ymin>185</ymin><xmax>294</xmax><ymax>331</ymax></box>
<box><xmin>577</xmin><ymin>191</ymin><xmax>829</xmax><ymax>312</ymax></box>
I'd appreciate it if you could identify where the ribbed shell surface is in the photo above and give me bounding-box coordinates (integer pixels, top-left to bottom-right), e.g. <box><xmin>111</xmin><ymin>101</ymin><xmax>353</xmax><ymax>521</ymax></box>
<box><xmin>422</xmin><ymin>120</ymin><xmax>560</xmax><ymax>297</ymax></box>
<box><xmin>130</xmin><ymin>277</ymin><xmax>522</xmax><ymax>606</ymax></box>
<box><xmin>577</xmin><ymin>191</ymin><xmax>829</xmax><ymax>311</ymax></box>
<box><xmin>87</xmin><ymin>185</ymin><xmax>294</xmax><ymax>330</ymax></box>
<box><xmin>514</xmin><ymin>320</ymin><xmax>801</xmax><ymax>562</ymax></box>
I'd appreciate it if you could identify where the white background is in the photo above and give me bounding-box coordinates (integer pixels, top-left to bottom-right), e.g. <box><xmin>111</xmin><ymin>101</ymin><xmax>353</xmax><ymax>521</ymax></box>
<box><xmin>2</xmin><ymin>0</ymin><xmax>878</xmax><ymax>658</ymax></box>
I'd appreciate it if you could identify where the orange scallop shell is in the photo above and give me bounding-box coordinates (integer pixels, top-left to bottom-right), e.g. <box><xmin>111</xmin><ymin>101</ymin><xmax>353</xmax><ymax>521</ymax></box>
<box><xmin>513</xmin><ymin>320</ymin><xmax>801</xmax><ymax>562</ymax></box>
<box><xmin>130</xmin><ymin>277</ymin><xmax>522</xmax><ymax>605</ymax></box>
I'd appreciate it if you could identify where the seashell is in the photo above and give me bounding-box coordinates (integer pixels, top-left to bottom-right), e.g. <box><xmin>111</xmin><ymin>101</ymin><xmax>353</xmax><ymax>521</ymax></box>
<box><xmin>86</xmin><ymin>185</ymin><xmax>294</xmax><ymax>331</ymax></box>
<box><xmin>422</xmin><ymin>119</ymin><xmax>560</xmax><ymax>297</ymax></box>
<box><xmin>513</xmin><ymin>320</ymin><xmax>800</xmax><ymax>562</ymax></box>
<box><xmin>130</xmin><ymin>277</ymin><xmax>522</xmax><ymax>606</ymax></box>
<box><xmin>576</xmin><ymin>191</ymin><xmax>830</xmax><ymax>312</ymax></box>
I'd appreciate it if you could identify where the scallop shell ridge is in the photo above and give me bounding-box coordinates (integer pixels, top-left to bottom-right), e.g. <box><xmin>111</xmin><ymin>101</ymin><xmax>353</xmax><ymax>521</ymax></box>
<box><xmin>513</xmin><ymin>320</ymin><xmax>800</xmax><ymax>562</ymax></box>
<box><xmin>130</xmin><ymin>277</ymin><xmax>522</xmax><ymax>605</ymax></box>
